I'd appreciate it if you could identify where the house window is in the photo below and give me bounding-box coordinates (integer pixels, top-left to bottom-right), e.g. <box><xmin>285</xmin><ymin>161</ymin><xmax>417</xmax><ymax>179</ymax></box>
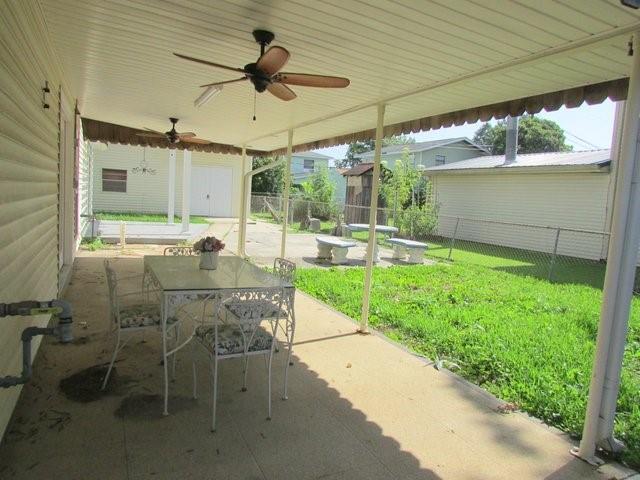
<box><xmin>303</xmin><ymin>159</ymin><xmax>314</xmax><ymax>171</ymax></box>
<box><xmin>435</xmin><ymin>154</ymin><xmax>446</xmax><ymax>165</ymax></box>
<box><xmin>102</xmin><ymin>168</ymin><xmax>127</xmax><ymax>192</ymax></box>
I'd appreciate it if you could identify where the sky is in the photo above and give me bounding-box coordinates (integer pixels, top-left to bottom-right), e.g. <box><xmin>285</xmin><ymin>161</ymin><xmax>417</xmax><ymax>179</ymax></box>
<box><xmin>313</xmin><ymin>99</ymin><xmax>618</xmax><ymax>163</ymax></box>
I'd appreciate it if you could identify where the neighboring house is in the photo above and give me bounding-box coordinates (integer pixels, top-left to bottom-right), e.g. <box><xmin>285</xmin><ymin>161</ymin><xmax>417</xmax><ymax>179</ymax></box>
<box><xmin>89</xmin><ymin>143</ymin><xmax>250</xmax><ymax>219</ymax></box>
<box><xmin>357</xmin><ymin>137</ymin><xmax>489</xmax><ymax>170</ymax></box>
<box><xmin>290</xmin><ymin>151</ymin><xmax>346</xmax><ymax>202</ymax></box>
<box><xmin>425</xmin><ymin>150</ymin><xmax>616</xmax><ymax>261</ymax></box>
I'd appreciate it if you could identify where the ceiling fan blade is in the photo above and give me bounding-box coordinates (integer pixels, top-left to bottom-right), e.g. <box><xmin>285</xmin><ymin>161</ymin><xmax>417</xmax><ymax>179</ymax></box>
<box><xmin>177</xmin><ymin>132</ymin><xmax>196</xmax><ymax>138</ymax></box>
<box><xmin>136</xmin><ymin>132</ymin><xmax>166</xmax><ymax>138</ymax></box>
<box><xmin>180</xmin><ymin>137</ymin><xmax>211</xmax><ymax>144</ymax></box>
<box><xmin>275</xmin><ymin>72</ymin><xmax>350</xmax><ymax>88</ymax></box>
<box><xmin>174</xmin><ymin>53</ymin><xmax>246</xmax><ymax>74</ymax></box>
<box><xmin>199</xmin><ymin>77</ymin><xmax>248</xmax><ymax>88</ymax></box>
<box><xmin>267</xmin><ymin>82</ymin><xmax>297</xmax><ymax>101</ymax></box>
<box><xmin>257</xmin><ymin>46</ymin><xmax>290</xmax><ymax>75</ymax></box>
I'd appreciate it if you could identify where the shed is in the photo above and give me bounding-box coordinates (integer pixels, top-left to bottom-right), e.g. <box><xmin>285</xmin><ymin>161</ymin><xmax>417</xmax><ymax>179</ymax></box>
<box><xmin>425</xmin><ymin>150</ymin><xmax>614</xmax><ymax>260</ymax></box>
<box><xmin>342</xmin><ymin>163</ymin><xmax>387</xmax><ymax>224</ymax></box>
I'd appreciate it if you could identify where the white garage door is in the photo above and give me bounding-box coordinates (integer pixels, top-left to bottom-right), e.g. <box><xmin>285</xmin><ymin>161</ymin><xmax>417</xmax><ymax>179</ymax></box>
<box><xmin>190</xmin><ymin>166</ymin><xmax>233</xmax><ymax>217</ymax></box>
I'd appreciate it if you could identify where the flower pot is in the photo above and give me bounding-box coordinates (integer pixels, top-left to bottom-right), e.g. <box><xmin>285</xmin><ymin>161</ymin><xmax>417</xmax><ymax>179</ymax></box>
<box><xmin>199</xmin><ymin>251</ymin><xmax>219</xmax><ymax>270</ymax></box>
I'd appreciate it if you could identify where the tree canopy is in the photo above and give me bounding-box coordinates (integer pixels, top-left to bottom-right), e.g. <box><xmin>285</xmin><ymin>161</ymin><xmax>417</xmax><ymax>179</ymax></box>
<box><xmin>338</xmin><ymin>135</ymin><xmax>415</xmax><ymax>168</ymax></box>
<box><xmin>472</xmin><ymin>115</ymin><xmax>572</xmax><ymax>155</ymax></box>
<box><xmin>251</xmin><ymin>156</ymin><xmax>285</xmax><ymax>194</ymax></box>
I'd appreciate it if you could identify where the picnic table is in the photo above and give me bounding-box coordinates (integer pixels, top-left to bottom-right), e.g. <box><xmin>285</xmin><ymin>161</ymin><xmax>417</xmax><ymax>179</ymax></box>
<box><xmin>346</xmin><ymin>223</ymin><xmax>399</xmax><ymax>263</ymax></box>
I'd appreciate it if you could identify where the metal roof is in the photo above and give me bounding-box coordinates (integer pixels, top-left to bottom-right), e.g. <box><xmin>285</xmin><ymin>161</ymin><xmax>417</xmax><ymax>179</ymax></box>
<box><xmin>342</xmin><ymin>163</ymin><xmax>374</xmax><ymax>176</ymax></box>
<box><xmin>424</xmin><ymin>149</ymin><xmax>611</xmax><ymax>173</ymax></box>
<box><xmin>292</xmin><ymin>151</ymin><xmax>332</xmax><ymax>160</ymax></box>
<box><xmin>357</xmin><ymin>137</ymin><xmax>489</xmax><ymax>159</ymax></box>
<box><xmin>39</xmin><ymin>1</ymin><xmax>640</xmax><ymax>152</ymax></box>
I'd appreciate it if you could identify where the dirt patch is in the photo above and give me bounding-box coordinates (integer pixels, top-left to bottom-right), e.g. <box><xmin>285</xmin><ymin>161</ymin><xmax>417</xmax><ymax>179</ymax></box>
<box><xmin>59</xmin><ymin>365</ymin><xmax>132</xmax><ymax>402</ymax></box>
<box><xmin>114</xmin><ymin>394</ymin><xmax>197</xmax><ymax>420</ymax></box>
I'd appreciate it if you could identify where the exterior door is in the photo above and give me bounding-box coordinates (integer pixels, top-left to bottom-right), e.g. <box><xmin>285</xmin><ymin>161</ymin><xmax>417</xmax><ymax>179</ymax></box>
<box><xmin>190</xmin><ymin>166</ymin><xmax>233</xmax><ymax>217</ymax></box>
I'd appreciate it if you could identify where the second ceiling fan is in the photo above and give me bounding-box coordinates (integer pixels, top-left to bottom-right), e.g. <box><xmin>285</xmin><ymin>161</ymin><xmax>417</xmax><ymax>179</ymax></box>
<box><xmin>174</xmin><ymin>29</ymin><xmax>350</xmax><ymax>102</ymax></box>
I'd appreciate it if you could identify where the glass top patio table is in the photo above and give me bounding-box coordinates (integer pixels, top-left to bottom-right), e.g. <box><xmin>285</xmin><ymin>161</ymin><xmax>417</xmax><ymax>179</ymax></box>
<box><xmin>143</xmin><ymin>255</ymin><xmax>293</xmax><ymax>292</ymax></box>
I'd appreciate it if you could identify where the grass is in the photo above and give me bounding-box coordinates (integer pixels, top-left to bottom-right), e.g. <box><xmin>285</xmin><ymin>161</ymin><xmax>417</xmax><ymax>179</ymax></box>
<box><xmin>95</xmin><ymin>212</ymin><xmax>211</xmax><ymax>224</ymax></box>
<box><xmin>295</xmin><ymin>263</ymin><xmax>640</xmax><ymax>468</ymax></box>
<box><xmin>80</xmin><ymin>237</ymin><xmax>107</xmax><ymax>251</ymax></box>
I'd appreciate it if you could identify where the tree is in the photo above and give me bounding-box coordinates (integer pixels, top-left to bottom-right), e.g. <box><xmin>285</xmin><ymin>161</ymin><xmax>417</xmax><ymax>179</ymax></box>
<box><xmin>472</xmin><ymin>115</ymin><xmax>572</xmax><ymax>155</ymax></box>
<box><xmin>338</xmin><ymin>134</ymin><xmax>415</xmax><ymax>168</ymax></box>
<box><xmin>251</xmin><ymin>156</ymin><xmax>285</xmax><ymax>194</ymax></box>
<box><xmin>380</xmin><ymin>147</ymin><xmax>420</xmax><ymax>214</ymax></box>
<box><xmin>298</xmin><ymin>167</ymin><xmax>337</xmax><ymax>220</ymax></box>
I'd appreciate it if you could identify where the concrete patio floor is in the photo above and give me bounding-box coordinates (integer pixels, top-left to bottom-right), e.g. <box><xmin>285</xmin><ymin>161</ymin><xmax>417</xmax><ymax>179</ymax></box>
<box><xmin>0</xmin><ymin>251</ymin><xmax>635</xmax><ymax>480</ymax></box>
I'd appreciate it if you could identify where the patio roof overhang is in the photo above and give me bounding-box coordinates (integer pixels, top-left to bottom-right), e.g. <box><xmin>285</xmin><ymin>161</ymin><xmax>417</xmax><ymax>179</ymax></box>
<box><xmin>41</xmin><ymin>1</ymin><xmax>640</xmax><ymax>153</ymax></box>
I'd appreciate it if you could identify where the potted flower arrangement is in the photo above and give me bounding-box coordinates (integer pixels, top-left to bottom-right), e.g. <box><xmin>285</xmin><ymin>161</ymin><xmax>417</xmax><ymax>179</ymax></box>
<box><xmin>193</xmin><ymin>236</ymin><xmax>225</xmax><ymax>270</ymax></box>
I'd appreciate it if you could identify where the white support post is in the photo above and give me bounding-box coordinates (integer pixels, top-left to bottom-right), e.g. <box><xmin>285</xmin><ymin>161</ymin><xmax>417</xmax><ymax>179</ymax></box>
<box><xmin>167</xmin><ymin>149</ymin><xmax>176</xmax><ymax>224</ymax></box>
<box><xmin>237</xmin><ymin>145</ymin><xmax>248</xmax><ymax>257</ymax></box>
<box><xmin>360</xmin><ymin>103</ymin><xmax>386</xmax><ymax>333</ymax></box>
<box><xmin>280</xmin><ymin>129</ymin><xmax>293</xmax><ymax>259</ymax></box>
<box><xmin>577</xmin><ymin>32</ymin><xmax>640</xmax><ymax>463</ymax></box>
<box><xmin>181</xmin><ymin>149</ymin><xmax>192</xmax><ymax>233</ymax></box>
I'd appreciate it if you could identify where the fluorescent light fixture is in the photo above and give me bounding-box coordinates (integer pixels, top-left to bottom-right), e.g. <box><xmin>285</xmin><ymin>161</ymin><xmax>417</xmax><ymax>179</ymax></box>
<box><xmin>194</xmin><ymin>85</ymin><xmax>222</xmax><ymax>108</ymax></box>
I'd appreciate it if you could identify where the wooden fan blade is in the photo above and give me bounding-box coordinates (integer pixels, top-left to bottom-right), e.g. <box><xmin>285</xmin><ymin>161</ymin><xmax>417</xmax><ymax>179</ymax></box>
<box><xmin>177</xmin><ymin>132</ymin><xmax>196</xmax><ymax>138</ymax></box>
<box><xmin>180</xmin><ymin>137</ymin><xmax>211</xmax><ymax>144</ymax></box>
<box><xmin>136</xmin><ymin>132</ymin><xmax>166</xmax><ymax>138</ymax></box>
<box><xmin>275</xmin><ymin>72</ymin><xmax>350</xmax><ymax>88</ymax></box>
<box><xmin>257</xmin><ymin>46</ymin><xmax>290</xmax><ymax>75</ymax></box>
<box><xmin>267</xmin><ymin>82</ymin><xmax>297</xmax><ymax>101</ymax></box>
<box><xmin>199</xmin><ymin>77</ymin><xmax>247</xmax><ymax>88</ymax></box>
<box><xmin>174</xmin><ymin>53</ymin><xmax>245</xmax><ymax>74</ymax></box>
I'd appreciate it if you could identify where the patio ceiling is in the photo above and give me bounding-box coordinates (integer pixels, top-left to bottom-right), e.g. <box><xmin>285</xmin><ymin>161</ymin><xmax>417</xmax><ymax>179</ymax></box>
<box><xmin>41</xmin><ymin>0</ymin><xmax>640</xmax><ymax>153</ymax></box>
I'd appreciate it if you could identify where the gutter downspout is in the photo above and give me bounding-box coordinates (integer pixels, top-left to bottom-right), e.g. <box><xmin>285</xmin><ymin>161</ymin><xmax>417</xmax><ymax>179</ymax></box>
<box><xmin>576</xmin><ymin>32</ymin><xmax>640</xmax><ymax>464</ymax></box>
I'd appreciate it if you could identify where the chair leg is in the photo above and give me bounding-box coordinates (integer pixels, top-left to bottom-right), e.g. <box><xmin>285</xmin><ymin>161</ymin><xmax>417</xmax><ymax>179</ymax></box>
<box><xmin>211</xmin><ymin>354</ymin><xmax>219</xmax><ymax>432</ymax></box>
<box><xmin>162</xmin><ymin>323</ymin><xmax>169</xmax><ymax>416</ymax></box>
<box><xmin>101</xmin><ymin>331</ymin><xmax>121</xmax><ymax>390</ymax></box>
<box><xmin>267</xmin><ymin>351</ymin><xmax>274</xmax><ymax>421</ymax></box>
<box><xmin>242</xmin><ymin>355</ymin><xmax>249</xmax><ymax>392</ymax></box>
<box><xmin>171</xmin><ymin>325</ymin><xmax>180</xmax><ymax>380</ymax></box>
<box><xmin>283</xmin><ymin>318</ymin><xmax>295</xmax><ymax>400</ymax></box>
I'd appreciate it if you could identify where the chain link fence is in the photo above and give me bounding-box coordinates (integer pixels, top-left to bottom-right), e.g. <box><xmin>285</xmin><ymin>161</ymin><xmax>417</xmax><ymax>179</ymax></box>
<box><xmin>249</xmin><ymin>193</ymin><xmax>639</xmax><ymax>290</ymax></box>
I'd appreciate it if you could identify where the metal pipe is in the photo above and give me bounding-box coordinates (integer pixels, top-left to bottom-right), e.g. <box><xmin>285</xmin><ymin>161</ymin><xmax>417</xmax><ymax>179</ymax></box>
<box><xmin>360</xmin><ymin>103</ymin><xmax>386</xmax><ymax>333</ymax></box>
<box><xmin>577</xmin><ymin>32</ymin><xmax>640</xmax><ymax>463</ymax></box>
<box><xmin>280</xmin><ymin>129</ymin><xmax>293</xmax><ymax>259</ymax></box>
<box><xmin>237</xmin><ymin>145</ymin><xmax>248</xmax><ymax>257</ymax></box>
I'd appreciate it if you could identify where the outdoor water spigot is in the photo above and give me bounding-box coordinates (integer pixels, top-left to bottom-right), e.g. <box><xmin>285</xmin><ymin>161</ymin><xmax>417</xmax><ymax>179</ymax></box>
<box><xmin>0</xmin><ymin>299</ymin><xmax>73</xmax><ymax>388</ymax></box>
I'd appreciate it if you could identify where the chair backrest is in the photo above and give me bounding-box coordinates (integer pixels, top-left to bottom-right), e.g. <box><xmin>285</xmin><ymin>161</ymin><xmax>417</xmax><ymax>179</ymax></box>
<box><xmin>207</xmin><ymin>287</ymin><xmax>285</xmax><ymax>355</ymax></box>
<box><xmin>103</xmin><ymin>259</ymin><xmax>119</xmax><ymax>322</ymax></box>
<box><xmin>164</xmin><ymin>246</ymin><xmax>199</xmax><ymax>256</ymax></box>
<box><xmin>273</xmin><ymin>257</ymin><xmax>296</xmax><ymax>283</ymax></box>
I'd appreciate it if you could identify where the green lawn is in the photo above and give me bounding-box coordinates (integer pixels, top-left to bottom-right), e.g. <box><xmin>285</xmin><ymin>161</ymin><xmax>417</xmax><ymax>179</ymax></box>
<box><xmin>295</xmin><ymin>263</ymin><xmax>640</xmax><ymax>468</ymax></box>
<box><xmin>95</xmin><ymin>212</ymin><xmax>211</xmax><ymax>224</ymax></box>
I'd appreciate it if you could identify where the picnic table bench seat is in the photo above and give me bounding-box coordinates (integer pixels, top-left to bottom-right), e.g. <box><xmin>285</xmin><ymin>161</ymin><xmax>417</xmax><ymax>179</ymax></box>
<box><xmin>315</xmin><ymin>236</ymin><xmax>357</xmax><ymax>265</ymax></box>
<box><xmin>387</xmin><ymin>238</ymin><xmax>428</xmax><ymax>264</ymax></box>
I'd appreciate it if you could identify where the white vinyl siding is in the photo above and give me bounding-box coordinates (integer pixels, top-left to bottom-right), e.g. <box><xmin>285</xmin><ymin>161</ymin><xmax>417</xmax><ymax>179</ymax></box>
<box><xmin>91</xmin><ymin>143</ymin><xmax>245</xmax><ymax>217</ymax></box>
<box><xmin>0</xmin><ymin>1</ymin><xmax>74</xmax><ymax>439</ymax></box>
<box><xmin>432</xmin><ymin>172</ymin><xmax>611</xmax><ymax>260</ymax></box>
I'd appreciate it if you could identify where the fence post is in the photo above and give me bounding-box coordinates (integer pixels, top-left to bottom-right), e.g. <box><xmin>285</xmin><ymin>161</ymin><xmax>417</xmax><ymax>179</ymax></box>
<box><xmin>448</xmin><ymin>217</ymin><xmax>461</xmax><ymax>261</ymax></box>
<box><xmin>548</xmin><ymin>227</ymin><xmax>561</xmax><ymax>282</ymax></box>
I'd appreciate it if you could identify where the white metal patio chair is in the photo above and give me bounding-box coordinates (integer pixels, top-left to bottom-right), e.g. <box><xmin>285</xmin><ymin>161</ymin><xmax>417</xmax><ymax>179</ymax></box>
<box><xmin>102</xmin><ymin>259</ymin><xmax>186</xmax><ymax>390</ymax></box>
<box><xmin>272</xmin><ymin>258</ymin><xmax>297</xmax><ymax>398</ymax></box>
<box><xmin>192</xmin><ymin>287</ymin><xmax>284</xmax><ymax>432</ymax></box>
<box><xmin>163</xmin><ymin>246</ymin><xmax>199</xmax><ymax>256</ymax></box>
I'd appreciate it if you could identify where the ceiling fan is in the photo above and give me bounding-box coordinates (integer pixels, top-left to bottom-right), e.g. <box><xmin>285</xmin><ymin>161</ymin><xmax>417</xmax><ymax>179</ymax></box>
<box><xmin>174</xmin><ymin>29</ymin><xmax>350</xmax><ymax>103</ymax></box>
<box><xmin>136</xmin><ymin>117</ymin><xmax>211</xmax><ymax>144</ymax></box>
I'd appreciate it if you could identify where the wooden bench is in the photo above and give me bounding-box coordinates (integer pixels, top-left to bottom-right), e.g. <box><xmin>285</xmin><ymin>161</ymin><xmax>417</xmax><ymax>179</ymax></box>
<box><xmin>387</xmin><ymin>238</ymin><xmax>428</xmax><ymax>264</ymax></box>
<box><xmin>316</xmin><ymin>236</ymin><xmax>357</xmax><ymax>265</ymax></box>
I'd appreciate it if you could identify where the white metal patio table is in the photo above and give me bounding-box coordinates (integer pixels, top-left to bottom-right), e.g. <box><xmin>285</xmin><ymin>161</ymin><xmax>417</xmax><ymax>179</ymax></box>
<box><xmin>346</xmin><ymin>223</ymin><xmax>399</xmax><ymax>263</ymax></box>
<box><xmin>143</xmin><ymin>255</ymin><xmax>294</xmax><ymax>416</ymax></box>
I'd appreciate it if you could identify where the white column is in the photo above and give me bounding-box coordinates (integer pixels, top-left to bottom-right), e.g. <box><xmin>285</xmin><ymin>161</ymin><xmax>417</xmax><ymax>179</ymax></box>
<box><xmin>577</xmin><ymin>32</ymin><xmax>640</xmax><ymax>463</ymax></box>
<box><xmin>167</xmin><ymin>149</ymin><xmax>176</xmax><ymax>224</ymax></box>
<box><xmin>237</xmin><ymin>145</ymin><xmax>248</xmax><ymax>257</ymax></box>
<box><xmin>360</xmin><ymin>103</ymin><xmax>386</xmax><ymax>333</ymax></box>
<box><xmin>181</xmin><ymin>149</ymin><xmax>192</xmax><ymax>233</ymax></box>
<box><xmin>280</xmin><ymin>129</ymin><xmax>293</xmax><ymax>259</ymax></box>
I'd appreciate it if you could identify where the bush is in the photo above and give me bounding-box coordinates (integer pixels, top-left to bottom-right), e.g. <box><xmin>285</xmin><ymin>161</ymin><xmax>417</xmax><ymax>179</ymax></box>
<box><xmin>396</xmin><ymin>204</ymin><xmax>438</xmax><ymax>239</ymax></box>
